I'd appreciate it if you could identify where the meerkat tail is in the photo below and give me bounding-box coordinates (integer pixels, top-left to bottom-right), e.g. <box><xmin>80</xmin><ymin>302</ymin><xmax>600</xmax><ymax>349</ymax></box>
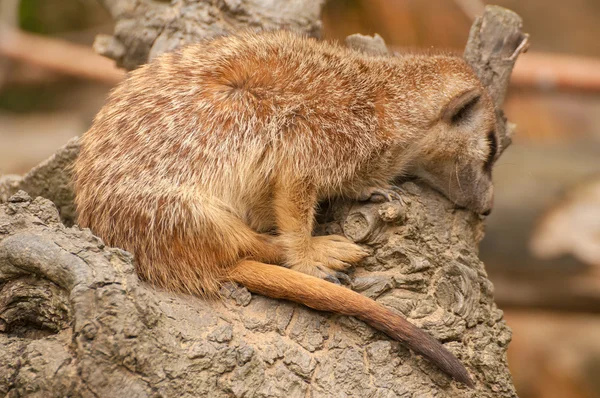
<box><xmin>228</xmin><ymin>260</ymin><xmax>474</xmax><ymax>387</ymax></box>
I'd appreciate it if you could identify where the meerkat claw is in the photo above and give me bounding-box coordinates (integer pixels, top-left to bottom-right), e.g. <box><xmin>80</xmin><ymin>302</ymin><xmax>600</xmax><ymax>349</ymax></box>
<box><xmin>390</xmin><ymin>186</ymin><xmax>406</xmax><ymax>203</ymax></box>
<box><xmin>334</xmin><ymin>271</ymin><xmax>352</xmax><ymax>285</ymax></box>
<box><xmin>323</xmin><ymin>274</ymin><xmax>342</xmax><ymax>285</ymax></box>
<box><xmin>390</xmin><ymin>185</ymin><xmax>404</xmax><ymax>194</ymax></box>
<box><xmin>358</xmin><ymin>187</ymin><xmax>404</xmax><ymax>204</ymax></box>
<box><xmin>318</xmin><ymin>266</ymin><xmax>352</xmax><ymax>285</ymax></box>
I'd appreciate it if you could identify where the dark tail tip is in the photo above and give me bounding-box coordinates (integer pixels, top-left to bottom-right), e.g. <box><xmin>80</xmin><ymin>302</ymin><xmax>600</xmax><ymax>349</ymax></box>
<box><xmin>448</xmin><ymin>360</ymin><xmax>474</xmax><ymax>388</ymax></box>
<box><xmin>411</xmin><ymin>331</ymin><xmax>475</xmax><ymax>388</ymax></box>
<box><xmin>363</xmin><ymin>308</ymin><xmax>475</xmax><ymax>387</ymax></box>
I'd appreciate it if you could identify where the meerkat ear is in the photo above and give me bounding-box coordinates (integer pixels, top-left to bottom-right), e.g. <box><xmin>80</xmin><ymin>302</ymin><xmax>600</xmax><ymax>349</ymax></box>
<box><xmin>442</xmin><ymin>88</ymin><xmax>482</xmax><ymax>124</ymax></box>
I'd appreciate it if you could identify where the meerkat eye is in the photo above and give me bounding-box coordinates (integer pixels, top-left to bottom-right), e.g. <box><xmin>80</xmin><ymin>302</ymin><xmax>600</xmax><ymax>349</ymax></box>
<box><xmin>451</xmin><ymin>96</ymin><xmax>480</xmax><ymax>124</ymax></box>
<box><xmin>442</xmin><ymin>89</ymin><xmax>481</xmax><ymax>124</ymax></box>
<box><xmin>484</xmin><ymin>130</ymin><xmax>497</xmax><ymax>172</ymax></box>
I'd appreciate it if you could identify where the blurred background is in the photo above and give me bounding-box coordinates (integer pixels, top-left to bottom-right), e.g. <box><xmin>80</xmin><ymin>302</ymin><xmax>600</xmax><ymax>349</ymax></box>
<box><xmin>1</xmin><ymin>1</ymin><xmax>599</xmax><ymax>397</ymax></box>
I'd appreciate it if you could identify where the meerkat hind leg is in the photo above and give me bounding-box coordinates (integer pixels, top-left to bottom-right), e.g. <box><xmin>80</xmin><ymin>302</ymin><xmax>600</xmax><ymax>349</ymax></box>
<box><xmin>248</xmin><ymin>233</ymin><xmax>286</xmax><ymax>265</ymax></box>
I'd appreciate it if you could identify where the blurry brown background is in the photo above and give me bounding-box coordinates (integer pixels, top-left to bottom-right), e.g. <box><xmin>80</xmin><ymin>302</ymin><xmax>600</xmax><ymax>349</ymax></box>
<box><xmin>1</xmin><ymin>1</ymin><xmax>600</xmax><ymax>397</ymax></box>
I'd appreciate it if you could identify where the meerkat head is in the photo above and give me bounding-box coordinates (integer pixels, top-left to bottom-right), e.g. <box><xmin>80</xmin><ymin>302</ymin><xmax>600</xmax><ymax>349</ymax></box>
<box><xmin>409</xmin><ymin>83</ymin><xmax>498</xmax><ymax>216</ymax></box>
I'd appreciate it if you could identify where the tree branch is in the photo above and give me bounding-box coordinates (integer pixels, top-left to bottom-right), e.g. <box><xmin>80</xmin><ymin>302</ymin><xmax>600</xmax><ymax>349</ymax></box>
<box><xmin>0</xmin><ymin>23</ymin><xmax>125</xmax><ymax>85</ymax></box>
<box><xmin>464</xmin><ymin>5</ymin><xmax>529</xmax><ymax>155</ymax></box>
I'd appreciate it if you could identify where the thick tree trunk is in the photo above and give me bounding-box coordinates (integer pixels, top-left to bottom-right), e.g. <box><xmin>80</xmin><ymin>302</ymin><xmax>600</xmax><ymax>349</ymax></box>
<box><xmin>0</xmin><ymin>3</ymin><xmax>527</xmax><ymax>397</ymax></box>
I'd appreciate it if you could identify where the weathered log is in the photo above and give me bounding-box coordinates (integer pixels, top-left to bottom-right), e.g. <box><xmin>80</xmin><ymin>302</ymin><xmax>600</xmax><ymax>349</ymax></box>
<box><xmin>0</xmin><ymin>185</ymin><xmax>514</xmax><ymax>397</ymax></box>
<box><xmin>94</xmin><ymin>0</ymin><xmax>326</xmax><ymax>70</ymax></box>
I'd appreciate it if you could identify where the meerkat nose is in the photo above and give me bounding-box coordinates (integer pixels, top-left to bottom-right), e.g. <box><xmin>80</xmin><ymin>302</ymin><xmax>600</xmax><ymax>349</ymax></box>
<box><xmin>481</xmin><ymin>208</ymin><xmax>492</xmax><ymax>216</ymax></box>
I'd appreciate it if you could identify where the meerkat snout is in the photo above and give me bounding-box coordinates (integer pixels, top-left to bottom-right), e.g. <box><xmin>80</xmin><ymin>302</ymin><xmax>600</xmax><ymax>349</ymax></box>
<box><xmin>479</xmin><ymin>184</ymin><xmax>494</xmax><ymax>216</ymax></box>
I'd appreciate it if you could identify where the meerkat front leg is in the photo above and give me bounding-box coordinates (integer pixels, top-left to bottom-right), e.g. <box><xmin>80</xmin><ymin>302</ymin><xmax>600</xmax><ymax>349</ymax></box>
<box><xmin>273</xmin><ymin>180</ymin><xmax>368</xmax><ymax>283</ymax></box>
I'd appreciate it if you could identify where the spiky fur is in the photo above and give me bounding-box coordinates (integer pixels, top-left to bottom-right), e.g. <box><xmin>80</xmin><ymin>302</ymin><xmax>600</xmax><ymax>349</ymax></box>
<box><xmin>74</xmin><ymin>31</ymin><xmax>497</xmax><ymax>386</ymax></box>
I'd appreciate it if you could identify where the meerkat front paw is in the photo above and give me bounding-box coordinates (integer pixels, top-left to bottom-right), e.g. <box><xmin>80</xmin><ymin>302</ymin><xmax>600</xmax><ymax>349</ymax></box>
<box><xmin>286</xmin><ymin>235</ymin><xmax>369</xmax><ymax>284</ymax></box>
<box><xmin>357</xmin><ymin>185</ymin><xmax>404</xmax><ymax>204</ymax></box>
<box><xmin>311</xmin><ymin>235</ymin><xmax>369</xmax><ymax>268</ymax></box>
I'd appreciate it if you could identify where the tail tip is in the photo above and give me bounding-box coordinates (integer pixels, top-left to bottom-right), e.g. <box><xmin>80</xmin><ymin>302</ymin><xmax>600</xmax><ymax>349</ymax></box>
<box><xmin>453</xmin><ymin>369</ymin><xmax>475</xmax><ymax>389</ymax></box>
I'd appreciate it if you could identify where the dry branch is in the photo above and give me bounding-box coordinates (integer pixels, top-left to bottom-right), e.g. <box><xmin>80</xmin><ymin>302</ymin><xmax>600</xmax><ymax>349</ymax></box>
<box><xmin>464</xmin><ymin>5</ymin><xmax>529</xmax><ymax>155</ymax></box>
<box><xmin>0</xmin><ymin>24</ymin><xmax>125</xmax><ymax>85</ymax></box>
<box><xmin>492</xmin><ymin>271</ymin><xmax>600</xmax><ymax>315</ymax></box>
<box><xmin>95</xmin><ymin>0</ymin><xmax>325</xmax><ymax>70</ymax></box>
<box><xmin>512</xmin><ymin>52</ymin><xmax>600</xmax><ymax>92</ymax></box>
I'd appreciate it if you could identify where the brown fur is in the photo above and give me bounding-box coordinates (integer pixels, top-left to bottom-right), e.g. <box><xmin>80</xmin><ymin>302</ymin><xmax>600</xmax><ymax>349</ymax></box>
<box><xmin>74</xmin><ymin>31</ymin><xmax>499</xmax><ymax>387</ymax></box>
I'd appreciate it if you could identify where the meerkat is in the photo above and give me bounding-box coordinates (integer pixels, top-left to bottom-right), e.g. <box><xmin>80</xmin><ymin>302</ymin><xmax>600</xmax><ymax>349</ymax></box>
<box><xmin>74</xmin><ymin>30</ymin><xmax>499</xmax><ymax>387</ymax></box>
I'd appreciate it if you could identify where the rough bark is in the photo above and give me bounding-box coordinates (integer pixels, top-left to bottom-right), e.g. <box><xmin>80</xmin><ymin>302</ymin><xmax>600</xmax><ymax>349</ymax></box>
<box><xmin>94</xmin><ymin>0</ymin><xmax>325</xmax><ymax>70</ymax></box>
<box><xmin>463</xmin><ymin>5</ymin><xmax>529</xmax><ymax>155</ymax></box>
<box><xmin>0</xmin><ymin>137</ymin><xmax>79</xmax><ymax>227</ymax></box>
<box><xmin>0</xmin><ymin>4</ymin><xmax>527</xmax><ymax>397</ymax></box>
